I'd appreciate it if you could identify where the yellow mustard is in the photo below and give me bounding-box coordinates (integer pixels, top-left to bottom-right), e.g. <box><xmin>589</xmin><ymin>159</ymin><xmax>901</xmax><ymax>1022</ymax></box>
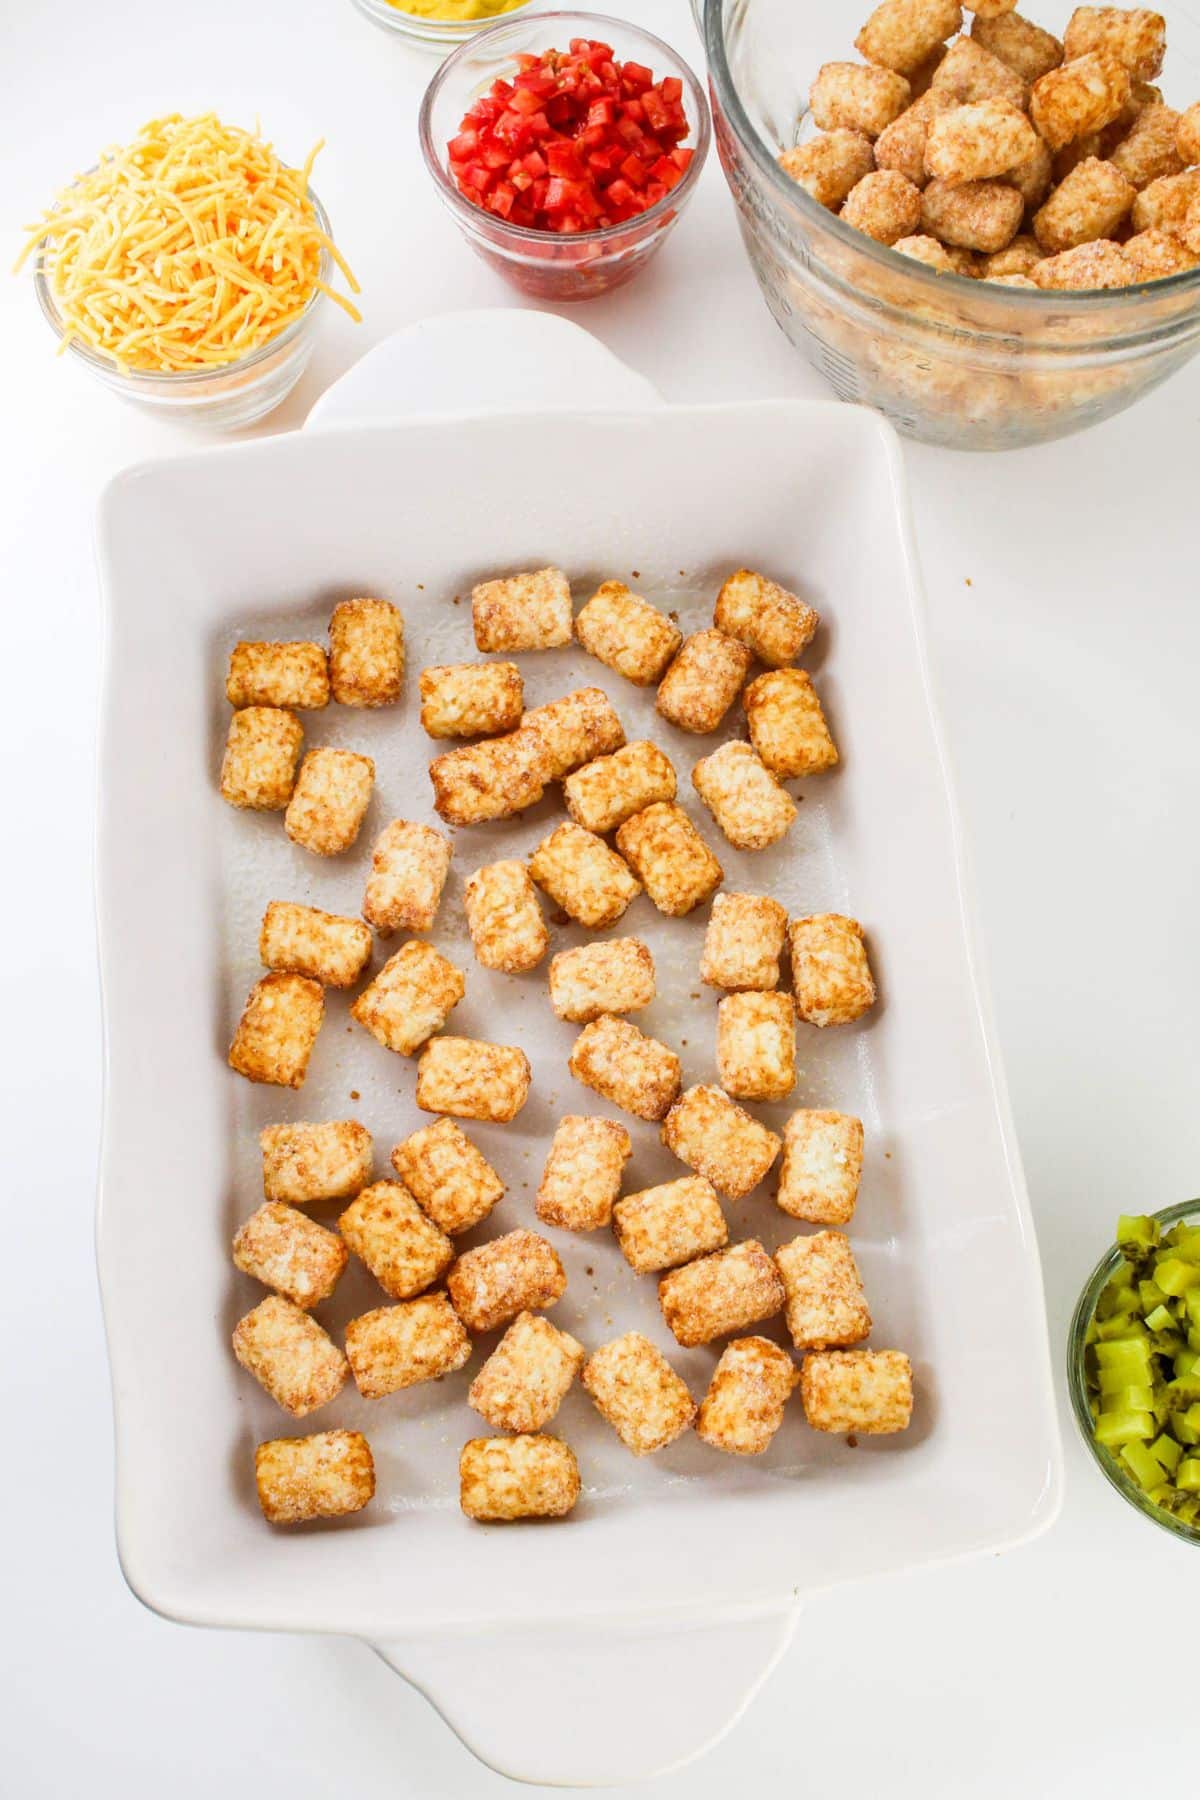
<box><xmin>389</xmin><ymin>0</ymin><xmax>528</xmax><ymax>17</ymax></box>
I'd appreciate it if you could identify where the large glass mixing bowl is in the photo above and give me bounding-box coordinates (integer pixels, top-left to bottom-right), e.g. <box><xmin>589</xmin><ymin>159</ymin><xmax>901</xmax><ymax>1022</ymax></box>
<box><xmin>695</xmin><ymin>0</ymin><xmax>1200</xmax><ymax>450</ymax></box>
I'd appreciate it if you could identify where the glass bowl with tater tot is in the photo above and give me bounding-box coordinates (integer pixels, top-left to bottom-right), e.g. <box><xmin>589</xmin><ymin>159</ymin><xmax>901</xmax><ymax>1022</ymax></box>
<box><xmin>691</xmin><ymin>0</ymin><xmax>1200</xmax><ymax>449</ymax></box>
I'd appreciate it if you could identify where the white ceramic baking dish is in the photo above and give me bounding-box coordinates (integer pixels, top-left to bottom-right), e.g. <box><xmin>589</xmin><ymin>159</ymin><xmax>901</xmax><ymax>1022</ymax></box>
<box><xmin>95</xmin><ymin>313</ymin><xmax>1061</xmax><ymax>1786</ymax></box>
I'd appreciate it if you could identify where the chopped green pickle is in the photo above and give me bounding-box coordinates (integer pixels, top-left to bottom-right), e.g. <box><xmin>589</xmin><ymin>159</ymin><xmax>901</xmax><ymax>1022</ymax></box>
<box><xmin>1094</xmin><ymin>1410</ymin><xmax>1155</xmax><ymax>1447</ymax></box>
<box><xmin>1121</xmin><ymin>1440</ymin><xmax>1166</xmax><ymax>1491</ymax></box>
<box><xmin>1117</xmin><ymin>1215</ymin><xmax>1161</xmax><ymax>1259</ymax></box>
<box><xmin>1084</xmin><ymin>1211</ymin><xmax>1200</xmax><ymax>1530</ymax></box>
<box><xmin>1150</xmin><ymin>1434</ymin><xmax>1182</xmax><ymax>1474</ymax></box>
<box><xmin>1153</xmin><ymin>1258</ymin><xmax>1200</xmax><ymax>1297</ymax></box>
<box><xmin>1177</xmin><ymin>1460</ymin><xmax>1200</xmax><ymax>1493</ymax></box>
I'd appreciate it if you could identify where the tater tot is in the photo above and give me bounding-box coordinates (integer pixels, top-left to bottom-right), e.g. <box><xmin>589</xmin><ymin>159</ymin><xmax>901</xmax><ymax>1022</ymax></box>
<box><xmin>790</xmin><ymin>913</ymin><xmax>877</xmax><ymax>1027</ymax></box>
<box><xmin>712</xmin><ymin>569</ymin><xmax>819</xmax><ymax>668</ymax></box>
<box><xmin>700</xmin><ymin>892</ymin><xmax>789</xmax><ymax>992</ymax></box>
<box><xmin>801</xmin><ymin>1348</ymin><xmax>914</xmax><ymax>1434</ymax></box>
<box><xmin>894</xmin><ymin>232</ymin><xmax>979</xmax><ymax>271</ymax></box>
<box><xmin>227</xmin><ymin>641</ymin><xmax>329</xmax><ymax>711</ymax></box>
<box><xmin>548</xmin><ymin>937</ymin><xmax>656</xmax><ymax>1024</ymax></box>
<box><xmin>982</xmin><ymin>232</ymin><xmax>1044</xmax><ymax>274</ymax></box>
<box><xmin>582</xmin><ymin>1333</ymin><xmax>697</xmax><ymax>1455</ymax></box>
<box><xmin>1130</xmin><ymin>169</ymin><xmax>1200</xmax><ymax>236</ymax></box>
<box><xmin>1033</xmin><ymin>156</ymin><xmax>1135</xmax><ymax>250</ymax></box>
<box><xmin>691</xmin><ymin>741</ymin><xmax>797</xmax><ymax>853</ymax></box>
<box><xmin>1007</xmin><ymin>137</ymin><xmax>1054</xmax><ymax>209</ymax></box>
<box><xmin>1062</xmin><ymin>7</ymin><xmax>1165</xmax><ymax>81</ymax></box>
<box><xmin>1109</xmin><ymin>78</ymin><xmax>1165</xmax><ymax>134</ymax></box>
<box><xmin>924</xmin><ymin>98</ymin><xmax>1039</xmax><ymax>183</ymax></box>
<box><xmin>563</xmin><ymin>740</ymin><xmax>676</xmax><ymax>835</ymax></box>
<box><xmin>415</xmin><ymin>1037</ymin><xmax>532</xmax><ymax>1123</ymax></box>
<box><xmin>967</xmin><ymin>0</ymin><xmax>1019</xmax><ymax>18</ymax></box>
<box><xmin>520</xmin><ymin>687</ymin><xmax>625</xmax><ymax>781</ymax></box>
<box><xmin>259</xmin><ymin>900</ymin><xmax>371</xmax><ymax>988</ymax></box>
<box><xmin>1030</xmin><ymin>51</ymin><xmax>1131</xmax><ymax>151</ymax></box>
<box><xmin>775</xmin><ymin>1229</ymin><xmax>872</xmax><ymax>1351</ymax></box>
<box><xmin>328</xmin><ymin>599</ymin><xmax>404</xmax><ymax>709</ymax></box>
<box><xmin>391</xmin><ymin>1117</ymin><xmax>504</xmax><ymax>1236</ymax></box>
<box><xmin>743</xmin><ymin>668</ymin><xmax>838</xmax><ymax>779</ymax></box>
<box><xmin>471</xmin><ymin>568</ymin><xmax>572</xmax><ymax>653</ymax></box>
<box><xmin>612</xmin><ymin>1176</ymin><xmax>728</xmax><ymax>1274</ymax></box>
<box><xmin>932</xmin><ymin>33</ymin><xmax>1029</xmax><ymax>105</ymax></box>
<box><xmin>418</xmin><ymin>662</ymin><xmax>523</xmax><ymax>739</ymax></box>
<box><xmin>779</xmin><ymin>131</ymin><xmax>875</xmax><ymax>209</ymax></box>
<box><xmin>351</xmin><ymin>941</ymin><xmax>465</xmax><ymax>1057</ymax></box>
<box><xmin>574</xmin><ymin>581</ymin><xmax>681</xmax><ymax>687</ymax></box>
<box><xmin>285</xmin><ymin>748</ymin><xmax>374</xmax><ymax>856</ymax></box>
<box><xmin>695</xmin><ymin>1336</ymin><xmax>799</xmax><ymax>1457</ymax></box>
<box><xmin>855</xmin><ymin>0</ymin><xmax>964</xmax><ymax>76</ymax></box>
<box><xmin>363</xmin><ymin>819</ymin><xmax>452</xmax><ymax>934</ymax></box>
<box><xmin>656</xmin><ymin>630</ymin><xmax>752</xmax><ymax>735</ymax></box>
<box><xmin>1179</xmin><ymin>103</ymin><xmax>1200</xmax><ymax>166</ymax></box>
<box><xmin>463</xmin><ymin>859</ymin><xmax>549</xmax><ymax>974</ymax></box>
<box><xmin>1107</xmin><ymin>103</ymin><xmax>1183</xmax><ymax>188</ymax></box>
<box><xmin>908</xmin><ymin>43</ymin><xmax>950</xmax><ymax>95</ymax></box>
<box><xmin>568</xmin><ymin>1015</ymin><xmax>682</xmax><ymax>1122</ymax></box>
<box><xmin>658</xmin><ymin>1241</ymin><xmax>785</xmax><ymax>1348</ymax></box>
<box><xmin>536</xmin><ymin>1114</ymin><xmax>632</xmax><ymax>1232</ymax></box>
<box><xmin>1031</xmin><ymin>237</ymin><xmax>1132</xmax><ymax>285</ymax></box>
<box><xmin>840</xmin><ymin>169</ymin><xmax>924</xmax><ymax>241</ymax></box>
<box><xmin>920</xmin><ymin>175</ymin><xmax>1024</xmax><ymax>249</ymax></box>
<box><xmin>810</xmin><ymin>61</ymin><xmax>912</xmax><ymax>137</ymax></box>
<box><xmin>220</xmin><ymin>707</ymin><xmax>303</xmax><ymax>812</ymax></box>
<box><xmin>661</xmin><ymin>1084</ymin><xmax>781</xmax><ymax>1201</ymax></box>
<box><xmin>529</xmin><ymin>821</ymin><xmax>641</xmax><ymax>929</ymax></box>
<box><xmin>447</xmin><ymin>1230</ymin><xmax>566</xmax><ymax>1333</ymax></box>
<box><xmin>875</xmin><ymin>90</ymin><xmax>956</xmax><ymax>185</ymax></box>
<box><xmin>429</xmin><ymin>728</ymin><xmax>547</xmax><ymax>825</ymax></box>
<box><xmin>970</xmin><ymin>10</ymin><xmax>1063</xmax><ymax>84</ymax></box>
<box><xmin>717</xmin><ymin>991</ymin><xmax>796</xmax><ymax>1103</ymax></box>
<box><xmin>1184</xmin><ymin>196</ymin><xmax>1200</xmax><ymax>256</ymax></box>
<box><xmin>459</xmin><ymin>1434</ymin><xmax>579</xmax><ymax>1521</ymax></box>
<box><xmin>614</xmin><ymin>802</ymin><xmax>723</xmax><ymax>917</ymax></box>
<box><xmin>1121</xmin><ymin>227</ymin><xmax>1196</xmax><ymax>278</ymax></box>
<box><xmin>1053</xmin><ymin>128</ymin><xmax>1105</xmax><ymax>182</ymax></box>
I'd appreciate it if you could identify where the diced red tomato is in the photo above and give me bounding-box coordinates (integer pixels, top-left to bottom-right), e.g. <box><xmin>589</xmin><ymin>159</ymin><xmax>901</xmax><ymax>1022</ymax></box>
<box><xmin>446</xmin><ymin>37</ymin><xmax>694</xmax><ymax>233</ymax></box>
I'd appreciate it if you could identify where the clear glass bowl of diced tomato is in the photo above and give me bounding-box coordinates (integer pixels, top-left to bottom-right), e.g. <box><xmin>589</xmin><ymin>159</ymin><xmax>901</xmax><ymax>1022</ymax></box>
<box><xmin>419</xmin><ymin>12</ymin><xmax>711</xmax><ymax>300</ymax></box>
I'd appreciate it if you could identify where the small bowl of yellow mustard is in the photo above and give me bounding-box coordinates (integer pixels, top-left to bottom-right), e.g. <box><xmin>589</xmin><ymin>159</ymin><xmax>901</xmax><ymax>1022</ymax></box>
<box><xmin>351</xmin><ymin>0</ymin><xmax>534</xmax><ymax>48</ymax></box>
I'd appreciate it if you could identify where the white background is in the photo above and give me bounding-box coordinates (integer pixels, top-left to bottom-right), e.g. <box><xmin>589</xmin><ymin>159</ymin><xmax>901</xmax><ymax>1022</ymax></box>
<box><xmin>2</xmin><ymin>0</ymin><xmax>1198</xmax><ymax>1794</ymax></box>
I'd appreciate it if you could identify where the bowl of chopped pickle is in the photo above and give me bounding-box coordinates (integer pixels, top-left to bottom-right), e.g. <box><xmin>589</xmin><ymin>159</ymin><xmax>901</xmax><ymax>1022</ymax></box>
<box><xmin>1069</xmin><ymin>1203</ymin><xmax>1200</xmax><ymax>1543</ymax></box>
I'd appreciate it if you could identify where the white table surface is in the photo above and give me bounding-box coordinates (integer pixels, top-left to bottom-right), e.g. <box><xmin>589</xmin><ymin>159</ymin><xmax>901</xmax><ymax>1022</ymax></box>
<box><xmin>2</xmin><ymin>1</ymin><xmax>1198</xmax><ymax>1793</ymax></box>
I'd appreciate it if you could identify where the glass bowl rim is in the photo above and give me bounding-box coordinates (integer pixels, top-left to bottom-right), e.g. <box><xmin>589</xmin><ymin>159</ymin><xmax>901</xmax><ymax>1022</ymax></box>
<box><xmin>1067</xmin><ymin>1198</ymin><xmax>1200</xmax><ymax>1545</ymax></box>
<box><xmin>351</xmin><ymin>0</ymin><xmax>536</xmax><ymax>38</ymax></box>
<box><xmin>700</xmin><ymin>0</ymin><xmax>1200</xmax><ymax>317</ymax></box>
<box><xmin>32</xmin><ymin>184</ymin><xmax>334</xmax><ymax>389</ymax></box>
<box><xmin>418</xmin><ymin>8</ymin><xmax>712</xmax><ymax>248</ymax></box>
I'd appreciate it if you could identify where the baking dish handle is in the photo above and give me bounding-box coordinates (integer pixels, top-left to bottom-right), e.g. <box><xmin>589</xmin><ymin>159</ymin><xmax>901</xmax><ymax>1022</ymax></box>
<box><xmin>304</xmin><ymin>307</ymin><xmax>663</xmax><ymax>430</ymax></box>
<box><xmin>370</xmin><ymin>1605</ymin><xmax>798</xmax><ymax>1787</ymax></box>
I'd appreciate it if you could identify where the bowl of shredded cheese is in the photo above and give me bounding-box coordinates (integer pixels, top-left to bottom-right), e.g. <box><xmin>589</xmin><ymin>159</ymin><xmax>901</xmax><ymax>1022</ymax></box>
<box><xmin>17</xmin><ymin>113</ymin><xmax>361</xmax><ymax>429</ymax></box>
<box><xmin>351</xmin><ymin>0</ymin><xmax>535</xmax><ymax>49</ymax></box>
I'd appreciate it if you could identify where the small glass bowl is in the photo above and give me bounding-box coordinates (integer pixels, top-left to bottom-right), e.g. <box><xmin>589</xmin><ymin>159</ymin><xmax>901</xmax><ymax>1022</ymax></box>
<box><xmin>419</xmin><ymin>11</ymin><xmax>711</xmax><ymax>302</ymax></box>
<box><xmin>352</xmin><ymin>0</ymin><xmax>537</xmax><ymax>49</ymax></box>
<box><xmin>32</xmin><ymin>189</ymin><xmax>336</xmax><ymax>431</ymax></box>
<box><xmin>1068</xmin><ymin>1200</ymin><xmax>1200</xmax><ymax>1546</ymax></box>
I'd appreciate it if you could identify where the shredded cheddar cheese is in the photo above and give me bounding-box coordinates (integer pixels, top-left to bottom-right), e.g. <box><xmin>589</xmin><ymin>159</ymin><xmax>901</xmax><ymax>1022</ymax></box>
<box><xmin>15</xmin><ymin>113</ymin><xmax>361</xmax><ymax>373</ymax></box>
